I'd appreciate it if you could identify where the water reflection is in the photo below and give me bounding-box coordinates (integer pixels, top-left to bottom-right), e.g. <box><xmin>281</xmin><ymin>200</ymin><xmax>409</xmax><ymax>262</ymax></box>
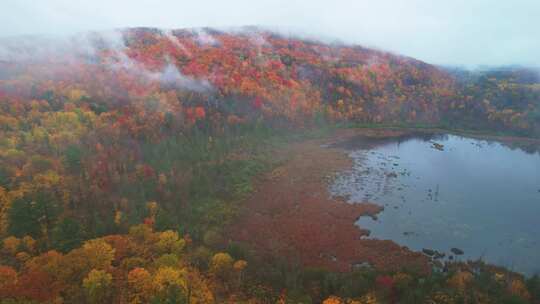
<box><xmin>330</xmin><ymin>133</ymin><xmax>540</xmax><ymax>275</ymax></box>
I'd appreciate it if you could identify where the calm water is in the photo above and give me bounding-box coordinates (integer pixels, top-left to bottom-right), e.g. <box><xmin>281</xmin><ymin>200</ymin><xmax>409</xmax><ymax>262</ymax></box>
<box><xmin>330</xmin><ymin>134</ymin><xmax>540</xmax><ymax>275</ymax></box>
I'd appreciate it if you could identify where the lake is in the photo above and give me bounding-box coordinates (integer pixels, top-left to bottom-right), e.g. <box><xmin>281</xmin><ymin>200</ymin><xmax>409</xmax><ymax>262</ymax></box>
<box><xmin>330</xmin><ymin>133</ymin><xmax>540</xmax><ymax>275</ymax></box>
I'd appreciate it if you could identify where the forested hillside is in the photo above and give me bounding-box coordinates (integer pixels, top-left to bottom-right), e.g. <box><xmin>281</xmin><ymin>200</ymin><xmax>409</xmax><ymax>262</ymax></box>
<box><xmin>0</xmin><ymin>28</ymin><xmax>539</xmax><ymax>303</ymax></box>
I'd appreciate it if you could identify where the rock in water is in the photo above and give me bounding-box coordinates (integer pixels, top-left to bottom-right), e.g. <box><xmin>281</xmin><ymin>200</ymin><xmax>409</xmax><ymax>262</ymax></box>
<box><xmin>451</xmin><ymin>247</ymin><xmax>464</xmax><ymax>255</ymax></box>
<box><xmin>431</xmin><ymin>142</ymin><xmax>445</xmax><ymax>151</ymax></box>
<box><xmin>434</xmin><ymin>252</ymin><xmax>446</xmax><ymax>259</ymax></box>
<box><xmin>422</xmin><ymin>248</ymin><xmax>436</xmax><ymax>256</ymax></box>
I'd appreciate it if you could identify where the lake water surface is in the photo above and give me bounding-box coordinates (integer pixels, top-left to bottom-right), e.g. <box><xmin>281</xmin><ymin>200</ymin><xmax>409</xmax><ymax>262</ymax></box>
<box><xmin>330</xmin><ymin>133</ymin><xmax>540</xmax><ymax>275</ymax></box>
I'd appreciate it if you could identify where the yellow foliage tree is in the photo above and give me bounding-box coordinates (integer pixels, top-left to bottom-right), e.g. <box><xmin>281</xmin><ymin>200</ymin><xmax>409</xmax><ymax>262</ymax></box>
<box><xmin>322</xmin><ymin>296</ymin><xmax>343</xmax><ymax>304</ymax></box>
<box><xmin>0</xmin><ymin>187</ymin><xmax>11</xmax><ymax>235</ymax></box>
<box><xmin>21</xmin><ymin>235</ymin><xmax>37</xmax><ymax>254</ymax></box>
<box><xmin>81</xmin><ymin>239</ymin><xmax>116</xmax><ymax>270</ymax></box>
<box><xmin>210</xmin><ymin>252</ymin><xmax>234</xmax><ymax>280</ymax></box>
<box><xmin>183</xmin><ymin>267</ymin><xmax>215</xmax><ymax>304</ymax></box>
<box><xmin>233</xmin><ymin>259</ymin><xmax>248</xmax><ymax>285</ymax></box>
<box><xmin>146</xmin><ymin>201</ymin><xmax>158</xmax><ymax>218</ymax></box>
<box><xmin>66</xmin><ymin>88</ymin><xmax>88</xmax><ymax>102</ymax></box>
<box><xmin>129</xmin><ymin>224</ymin><xmax>156</xmax><ymax>244</ymax></box>
<box><xmin>153</xmin><ymin>253</ymin><xmax>180</xmax><ymax>268</ymax></box>
<box><xmin>233</xmin><ymin>260</ymin><xmax>247</xmax><ymax>271</ymax></box>
<box><xmin>127</xmin><ymin>267</ymin><xmax>154</xmax><ymax>304</ymax></box>
<box><xmin>508</xmin><ymin>279</ymin><xmax>530</xmax><ymax>301</ymax></box>
<box><xmin>2</xmin><ymin>236</ymin><xmax>21</xmax><ymax>255</ymax></box>
<box><xmin>153</xmin><ymin>266</ymin><xmax>188</xmax><ymax>298</ymax></box>
<box><xmin>82</xmin><ymin>269</ymin><xmax>113</xmax><ymax>304</ymax></box>
<box><xmin>357</xmin><ymin>292</ymin><xmax>379</xmax><ymax>304</ymax></box>
<box><xmin>426</xmin><ymin>291</ymin><xmax>455</xmax><ymax>304</ymax></box>
<box><xmin>393</xmin><ymin>272</ymin><xmax>413</xmax><ymax>291</ymax></box>
<box><xmin>447</xmin><ymin>271</ymin><xmax>473</xmax><ymax>292</ymax></box>
<box><xmin>156</xmin><ymin>230</ymin><xmax>185</xmax><ymax>254</ymax></box>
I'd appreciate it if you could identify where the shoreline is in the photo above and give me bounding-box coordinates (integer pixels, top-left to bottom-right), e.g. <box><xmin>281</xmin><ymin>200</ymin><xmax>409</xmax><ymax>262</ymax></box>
<box><xmin>228</xmin><ymin>128</ymin><xmax>431</xmax><ymax>273</ymax></box>
<box><xmin>228</xmin><ymin>126</ymin><xmax>540</xmax><ymax>274</ymax></box>
<box><xmin>347</xmin><ymin>124</ymin><xmax>540</xmax><ymax>147</ymax></box>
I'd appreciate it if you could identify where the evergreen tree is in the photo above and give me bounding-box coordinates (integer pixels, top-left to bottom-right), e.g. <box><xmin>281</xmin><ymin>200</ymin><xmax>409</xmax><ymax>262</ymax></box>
<box><xmin>8</xmin><ymin>191</ymin><xmax>61</xmax><ymax>240</ymax></box>
<box><xmin>52</xmin><ymin>217</ymin><xmax>83</xmax><ymax>253</ymax></box>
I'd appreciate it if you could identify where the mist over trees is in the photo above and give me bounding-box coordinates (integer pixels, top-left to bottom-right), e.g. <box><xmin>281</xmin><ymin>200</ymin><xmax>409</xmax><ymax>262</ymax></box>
<box><xmin>0</xmin><ymin>27</ymin><xmax>539</xmax><ymax>303</ymax></box>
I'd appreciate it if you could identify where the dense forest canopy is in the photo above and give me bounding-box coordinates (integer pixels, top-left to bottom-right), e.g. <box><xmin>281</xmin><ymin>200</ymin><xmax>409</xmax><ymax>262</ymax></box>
<box><xmin>1</xmin><ymin>27</ymin><xmax>539</xmax><ymax>133</ymax></box>
<box><xmin>0</xmin><ymin>27</ymin><xmax>539</xmax><ymax>303</ymax></box>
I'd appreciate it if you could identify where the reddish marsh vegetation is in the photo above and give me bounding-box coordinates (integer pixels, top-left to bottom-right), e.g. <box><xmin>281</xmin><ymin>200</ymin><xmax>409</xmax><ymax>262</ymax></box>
<box><xmin>230</xmin><ymin>129</ymin><xmax>429</xmax><ymax>273</ymax></box>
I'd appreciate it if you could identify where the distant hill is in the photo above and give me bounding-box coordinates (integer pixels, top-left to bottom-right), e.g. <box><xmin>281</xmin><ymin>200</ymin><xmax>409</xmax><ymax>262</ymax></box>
<box><xmin>0</xmin><ymin>27</ymin><xmax>538</xmax><ymax>135</ymax></box>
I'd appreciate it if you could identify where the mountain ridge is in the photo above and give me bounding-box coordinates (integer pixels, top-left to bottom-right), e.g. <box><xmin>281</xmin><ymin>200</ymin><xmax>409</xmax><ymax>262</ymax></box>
<box><xmin>1</xmin><ymin>26</ymin><xmax>537</xmax><ymax>136</ymax></box>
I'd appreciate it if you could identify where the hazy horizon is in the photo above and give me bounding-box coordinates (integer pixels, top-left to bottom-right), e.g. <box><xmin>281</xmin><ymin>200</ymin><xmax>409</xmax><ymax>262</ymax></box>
<box><xmin>1</xmin><ymin>0</ymin><xmax>540</xmax><ymax>68</ymax></box>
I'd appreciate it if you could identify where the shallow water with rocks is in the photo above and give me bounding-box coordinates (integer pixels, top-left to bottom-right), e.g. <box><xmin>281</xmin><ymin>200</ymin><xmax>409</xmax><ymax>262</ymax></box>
<box><xmin>330</xmin><ymin>133</ymin><xmax>540</xmax><ymax>275</ymax></box>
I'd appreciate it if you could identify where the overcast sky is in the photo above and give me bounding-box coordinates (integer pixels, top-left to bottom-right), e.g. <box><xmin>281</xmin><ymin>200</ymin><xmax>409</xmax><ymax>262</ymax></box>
<box><xmin>1</xmin><ymin>0</ymin><xmax>539</xmax><ymax>67</ymax></box>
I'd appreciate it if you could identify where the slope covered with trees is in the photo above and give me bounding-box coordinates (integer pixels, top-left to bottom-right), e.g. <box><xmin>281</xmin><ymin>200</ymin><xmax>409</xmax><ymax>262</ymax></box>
<box><xmin>0</xmin><ymin>27</ymin><xmax>539</xmax><ymax>303</ymax></box>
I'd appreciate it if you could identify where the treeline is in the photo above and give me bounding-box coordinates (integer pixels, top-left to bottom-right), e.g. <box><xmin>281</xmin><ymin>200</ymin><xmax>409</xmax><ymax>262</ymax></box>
<box><xmin>445</xmin><ymin>67</ymin><xmax>540</xmax><ymax>136</ymax></box>
<box><xmin>1</xmin><ymin>224</ymin><xmax>539</xmax><ymax>303</ymax></box>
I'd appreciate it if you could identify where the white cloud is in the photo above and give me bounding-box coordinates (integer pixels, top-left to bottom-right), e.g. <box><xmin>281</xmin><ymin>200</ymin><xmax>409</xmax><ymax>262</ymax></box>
<box><xmin>1</xmin><ymin>0</ymin><xmax>539</xmax><ymax>67</ymax></box>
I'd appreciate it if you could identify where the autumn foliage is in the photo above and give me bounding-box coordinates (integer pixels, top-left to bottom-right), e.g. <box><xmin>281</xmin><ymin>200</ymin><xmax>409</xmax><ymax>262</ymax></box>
<box><xmin>0</xmin><ymin>27</ymin><xmax>539</xmax><ymax>303</ymax></box>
